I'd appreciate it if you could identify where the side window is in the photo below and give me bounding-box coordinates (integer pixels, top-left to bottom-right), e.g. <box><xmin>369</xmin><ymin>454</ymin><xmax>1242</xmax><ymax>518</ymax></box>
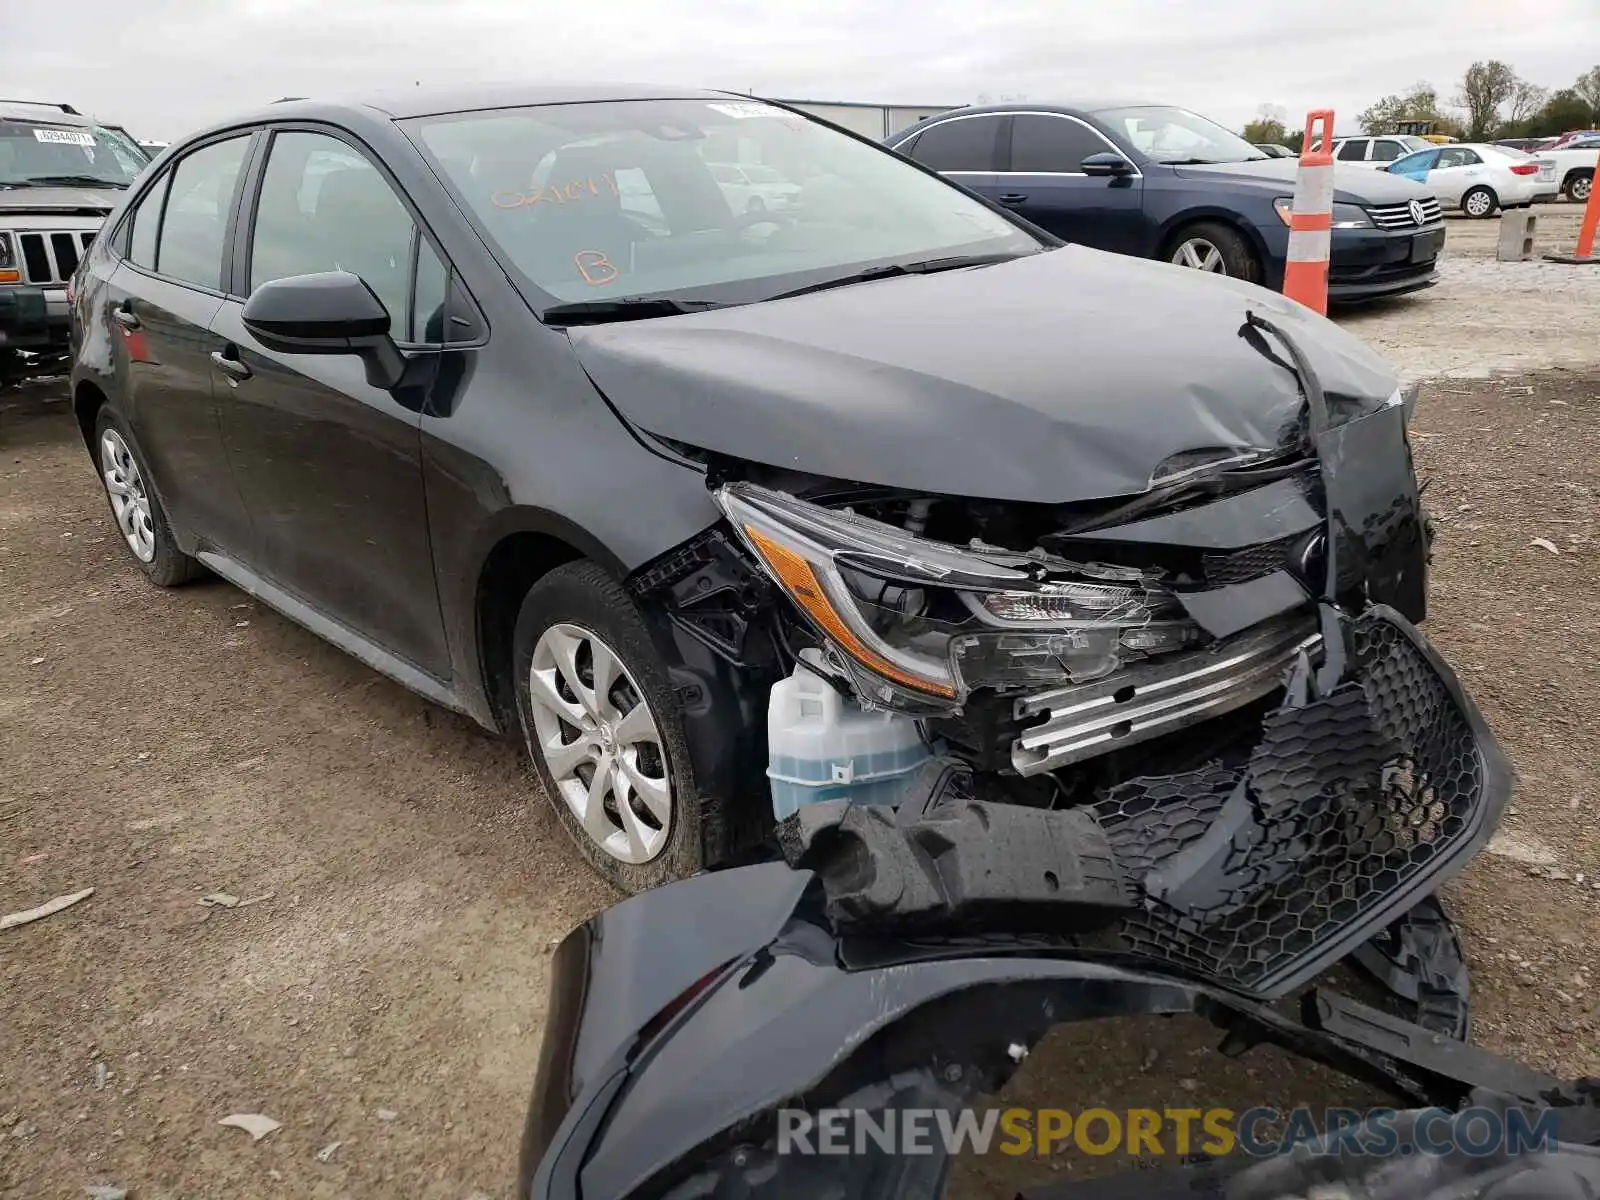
<box><xmin>156</xmin><ymin>136</ymin><xmax>250</xmax><ymax>291</ymax></box>
<box><xmin>908</xmin><ymin>117</ymin><xmax>1004</xmax><ymax>172</ymax></box>
<box><xmin>126</xmin><ymin>172</ymin><xmax>170</xmax><ymax>270</ymax></box>
<box><xmin>1369</xmin><ymin>140</ymin><xmax>1404</xmax><ymax>162</ymax></box>
<box><xmin>249</xmin><ymin>130</ymin><xmax>415</xmax><ymax>329</ymax></box>
<box><xmin>1010</xmin><ymin>115</ymin><xmax>1113</xmax><ymax>173</ymax></box>
<box><xmin>410</xmin><ymin>236</ymin><xmax>449</xmax><ymax>344</ymax></box>
<box><xmin>1336</xmin><ymin>139</ymin><xmax>1369</xmax><ymax>162</ymax></box>
<box><xmin>1392</xmin><ymin>150</ymin><xmax>1438</xmax><ymax>173</ymax></box>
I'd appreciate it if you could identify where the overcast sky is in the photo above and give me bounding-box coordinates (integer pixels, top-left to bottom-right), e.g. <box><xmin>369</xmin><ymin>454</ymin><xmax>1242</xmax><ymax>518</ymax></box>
<box><xmin>10</xmin><ymin>0</ymin><xmax>1596</xmax><ymax>141</ymax></box>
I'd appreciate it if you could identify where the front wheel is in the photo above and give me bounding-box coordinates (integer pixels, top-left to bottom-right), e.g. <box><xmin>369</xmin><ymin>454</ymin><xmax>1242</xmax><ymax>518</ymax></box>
<box><xmin>1461</xmin><ymin>186</ymin><xmax>1498</xmax><ymax>219</ymax></box>
<box><xmin>512</xmin><ymin>561</ymin><xmax>704</xmax><ymax>893</ymax></box>
<box><xmin>1566</xmin><ymin>170</ymin><xmax>1593</xmax><ymax>204</ymax></box>
<box><xmin>1164</xmin><ymin>221</ymin><xmax>1260</xmax><ymax>281</ymax></box>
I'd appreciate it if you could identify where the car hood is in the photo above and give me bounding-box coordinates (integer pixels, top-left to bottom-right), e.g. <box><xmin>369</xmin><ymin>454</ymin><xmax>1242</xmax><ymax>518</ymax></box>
<box><xmin>0</xmin><ymin>185</ymin><xmax>120</xmax><ymax>216</ymax></box>
<box><xmin>568</xmin><ymin>246</ymin><xmax>1399</xmax><ymax>505</ymax></box>
<box><xmin>1172</xmin><ymin>158</ymin><xmax>1434</xmax><ymax>204</ymax></box>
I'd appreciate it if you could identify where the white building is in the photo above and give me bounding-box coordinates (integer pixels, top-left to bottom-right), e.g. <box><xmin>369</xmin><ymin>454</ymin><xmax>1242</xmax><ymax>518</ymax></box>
<box><xmin>763</xmin><ymin>98</ymin><xmax>958</xmax><ymax>141</ymax></box>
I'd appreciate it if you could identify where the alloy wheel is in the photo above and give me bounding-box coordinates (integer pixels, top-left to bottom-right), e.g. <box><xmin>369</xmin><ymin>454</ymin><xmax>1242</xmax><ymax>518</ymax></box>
<box><xmin>100</xmin><ymin>429</ymin><xmax>156</xmax><ymax>563</ymax></box>
<box><xmin>1171</xmin><ymin>238</ymin><xmax>1227</xmax><ymax>273</ymax></box>
<box><xmin>527</xmin><ymin>623</ymin><xmax>672</xmax><ymax>865</ymax></box>
<box><xmin>1574</xmin><ymin>175</ymin><xmax>1593</xmax><ymax>203</ymax></box>
<box><xmin>1464</xmin><ymin>190</ymin><xmax>1493</xmax><ymax>217</ymax></box>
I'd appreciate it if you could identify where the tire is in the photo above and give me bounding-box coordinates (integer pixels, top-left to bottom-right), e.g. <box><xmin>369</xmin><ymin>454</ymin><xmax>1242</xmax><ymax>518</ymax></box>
<box><xmin>1164</xmin><ymin>221</ymin><xmax>1260</xmax><ymax>282</ymax></box>
<box><xmin>1461</xmin><ymin>186</ymin><xmax>1498</xmax><ymax>219</ymax></box>
<box><xmin>512</xmin><ymin>561</ymin><xmax>703</xmax><ymax>893</ymax></box>
<box><xmin>1566</xmin><ymin>170</ymin><xmax>1593</xmax><ymax>204</ymax></box>
<box><xmin>92</xmin><ymin>406</ymin><xmax>202</xmax><ymax>588</ymax></box>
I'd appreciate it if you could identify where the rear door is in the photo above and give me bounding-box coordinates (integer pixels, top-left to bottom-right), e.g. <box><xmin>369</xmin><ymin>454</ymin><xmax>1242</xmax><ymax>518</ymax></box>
<box><xmin>896</xmin><ymin>113</ymin><xmax>1006</xmax><ymax>201</ymax></box>
<box><xmin>998</xmin><ymin>113</ymin><xmax>1145</xmax><ymax>253</ymax></box>
<box><xmin>1336</xmin><ymin>138</ymin><xmax>1372</xmax><ymax>166</ymax></box>
<box><xmin>209</xmin><ymin>125</ymin><xmax>451</xmax><ymax>678</ymax></box>
<box><xmin>101</xmin><ymin>132</ymin><xmax>258</xmax><ymax>557</ymax></box>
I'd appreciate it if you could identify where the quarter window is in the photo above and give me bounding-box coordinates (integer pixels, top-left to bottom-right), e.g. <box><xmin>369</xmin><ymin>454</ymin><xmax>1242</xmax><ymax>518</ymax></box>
<box><xmin>156</xmin><ymin>136</ymin><xmax>250</xmax><ymax>291</ymax></box>
<box><xmin>249</xmin><ymin>130</ymin><xmax>416</xmax><ymax>329</ymax></box>
<box><xmin>126</xmin><ymin>172</ymin><xmax>170</xmax><ymax>270</ymax></box>
<box><xmin>411</xmin><ymin>236</ymin><xmax>449</xmax><ymax>343</ymax></box>
<box><xmin>908</xmin><ymin>116</ymin><xmax>1004</xmax><ymax>172</ymax></box>
<box><xmin>1009</xmin><ymin>115</ymin><xmax>1111</xmax><ymax>173</ymax></box>
<box><xmin>1369</xmin><ymin>140</ymin><xmax>1405</xmax><ymax>162</ymax></box>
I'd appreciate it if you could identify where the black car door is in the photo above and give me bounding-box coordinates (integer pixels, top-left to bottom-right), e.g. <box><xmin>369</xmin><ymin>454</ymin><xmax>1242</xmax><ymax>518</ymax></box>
<box><xmin>998</xmin><ymin>114</ymin><xmax>1146</xmax><ymax>254</ymax></box>
<box><xmin>102</xmin><ymin>132</ymin><xmax>258</xmax><ymax>557</ymax></box>
<box><xmin>209</xmin><ymin>126</ymin><xmax>451</xmax><ymax>679</ymax></box>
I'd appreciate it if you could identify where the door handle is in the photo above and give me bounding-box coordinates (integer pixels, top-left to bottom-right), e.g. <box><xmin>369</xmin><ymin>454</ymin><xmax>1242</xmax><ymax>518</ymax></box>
<box><xmin>997</xmin><ymin>193</ymin><xmax>1029</xmax><ymax>204</ymax></box>
<box><xmin>113</xmin><ymin>307</ymin><xmax>140</xmax><ymax>331</ymax></box>
<box><xmin>210</xmin><ymin>348</ymin><xmax>252</xmax><ymax>383</ymax></box>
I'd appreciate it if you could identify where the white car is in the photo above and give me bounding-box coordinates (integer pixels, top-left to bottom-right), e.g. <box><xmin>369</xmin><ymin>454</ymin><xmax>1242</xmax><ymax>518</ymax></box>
<box><xmin>1383</xmin><ymin>143</ymin><xmax>1552</xmax><ymax>217</ymax></box>
<box><xmin>1328</xmin><ymin>134</ymin><xmax>1436</xmax><ymax>169</ymax></box>
<box><xmin>706</xmin><ymin>162</ymin><xmax>801</xmax><ymax>214</ymax></box>
<box><xmin>1536</xmin><ymin>137</ymin><xmax>1598</xmax><ymax>203</ymax></box>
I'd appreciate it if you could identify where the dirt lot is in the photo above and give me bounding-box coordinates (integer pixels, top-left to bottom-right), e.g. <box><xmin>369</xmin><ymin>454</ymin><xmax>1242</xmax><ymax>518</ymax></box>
<box><xmin>3</xmin><ymin>206</ymin><xmax>1600</xmax><ymax>1198</ymax></box>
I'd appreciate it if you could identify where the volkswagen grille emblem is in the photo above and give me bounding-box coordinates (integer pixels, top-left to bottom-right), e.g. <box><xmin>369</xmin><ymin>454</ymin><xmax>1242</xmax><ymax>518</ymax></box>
<box><xmin>1408</xmin><ymin>199</ymin><xmax>1426</xmax><ymax>226</ymax></box>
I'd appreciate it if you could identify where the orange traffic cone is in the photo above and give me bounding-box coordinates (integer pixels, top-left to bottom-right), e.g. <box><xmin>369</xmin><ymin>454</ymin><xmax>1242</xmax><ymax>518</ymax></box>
<box><xmin>1544</xmin><ymin>148</ymin><xmax>1600</xmax><ymax>265</ymax></box>
<box><xmin>1282</xmin><ymin>110</ymin><xmax>1336</xmax><ymax>314</ymax></box>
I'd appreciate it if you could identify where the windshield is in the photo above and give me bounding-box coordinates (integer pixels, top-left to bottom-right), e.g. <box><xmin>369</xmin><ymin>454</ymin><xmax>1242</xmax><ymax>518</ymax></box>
<box><xmin>1092</xmin><ymin>105</ymin><xmax>1267</xmax><ymax>164</ymax></box>
<box><xmin>407</xmin><ymin>98</ymin><xmax>1040</xmax><ymax>308</ymax></box>
<box><xmin>0</xmin><ymin>119</ymin><xmax>148</xmax><ymax>188</ymax></box>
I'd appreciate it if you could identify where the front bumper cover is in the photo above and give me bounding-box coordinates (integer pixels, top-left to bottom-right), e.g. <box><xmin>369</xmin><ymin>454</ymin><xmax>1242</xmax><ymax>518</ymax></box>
<box><xmin>0</xmin><ymin>284</ymin><xmax>69</xmax><ymax>349</ymax></box>
<box><xmin>780</xmin><ymin>603</ymin><xmax>1511</xmax><ymax>999</ymax></box>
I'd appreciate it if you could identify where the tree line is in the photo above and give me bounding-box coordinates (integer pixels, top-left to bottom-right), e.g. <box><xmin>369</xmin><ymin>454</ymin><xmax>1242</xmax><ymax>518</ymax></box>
<box><xmin>1241</xmin><ymin>62</ymin><xmax>1600</xmax><ymax>149</ymax></box>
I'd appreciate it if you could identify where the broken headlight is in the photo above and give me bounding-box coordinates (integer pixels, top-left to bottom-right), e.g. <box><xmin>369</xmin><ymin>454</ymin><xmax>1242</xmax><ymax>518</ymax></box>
<box><xmin>715</xmin><ymin>483</ymin><xmax>1198</xmax><ymax>712</ymax></box>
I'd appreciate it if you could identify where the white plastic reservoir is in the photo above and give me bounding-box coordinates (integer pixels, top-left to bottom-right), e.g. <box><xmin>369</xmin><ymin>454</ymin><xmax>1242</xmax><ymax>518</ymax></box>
<box><xmin>767</xmin><ymin>658</ymin><xmax>931</xmax><ymax>820</ymax></box>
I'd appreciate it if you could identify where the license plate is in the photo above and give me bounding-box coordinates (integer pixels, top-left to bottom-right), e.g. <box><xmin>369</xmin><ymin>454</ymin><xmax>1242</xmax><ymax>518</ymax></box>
<box><xmin>1410</xmin><ymin>230</ymin><xmax>1443</xmax><ymax>263</ymax></box>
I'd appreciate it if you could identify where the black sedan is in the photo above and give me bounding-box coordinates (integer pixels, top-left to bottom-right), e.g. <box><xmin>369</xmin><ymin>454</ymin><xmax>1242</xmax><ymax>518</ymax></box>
<box><xmin>885</xmin><ymin>103</ymin><xmax>1446</xmax><ymax>301</ymax></box>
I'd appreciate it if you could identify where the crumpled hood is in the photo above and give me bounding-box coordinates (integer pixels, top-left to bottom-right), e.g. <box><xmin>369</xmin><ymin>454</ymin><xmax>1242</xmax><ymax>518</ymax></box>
<box><xmin>569</xmin><ymin>246</ymin><xmax>1398</xmax><ymax>505</ymax></box>
<box><xmin>0</xmin><ymin>185</ymin><xmax>120</xmax><ymax>216</ymax></box>
<box><xmin>1173</xmin><ymin>158</ymin><xmax>1436</xmax><ymax>205</ymax></box>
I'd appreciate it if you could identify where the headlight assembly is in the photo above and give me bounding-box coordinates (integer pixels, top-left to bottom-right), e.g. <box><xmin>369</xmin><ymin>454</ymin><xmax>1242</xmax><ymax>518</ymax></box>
<box><xmin>0</xmin><ymin>232</ymin><xmax>14</xmax><ymax>270</ymax></box>
<box><xmin>1272</xmin><ymin>199</ymin><xmax>1373</xmax><ymax>229</ymax></box>
<box><xmin>715</xmin><ymin>483</ymin><xmax>1198</xmax><ymax>712</ymax></box>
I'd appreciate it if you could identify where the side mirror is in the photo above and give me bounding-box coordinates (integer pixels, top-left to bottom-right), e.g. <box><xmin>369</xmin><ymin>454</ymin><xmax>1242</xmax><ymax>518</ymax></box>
<box><xmin>241</xmin><ymin>271</ymin><xmax>404</xmax><ymax>391</ymax></box>
<box><xmin>1081</xmin><ymin>152</ymin><xmax>1135</xmax><ymax>178</ymax></box>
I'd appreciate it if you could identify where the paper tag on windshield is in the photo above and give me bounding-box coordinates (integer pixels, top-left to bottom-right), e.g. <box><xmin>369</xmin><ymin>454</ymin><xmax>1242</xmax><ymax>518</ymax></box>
<box><xmin>706</xmin><ymin>102</ymin><xmax>777</xmax><ymax>120</ymax></box>
<box><xmin>34</xmin><ymin>128</ymin><xmax>96</xmax><ymax>146</ymax></box>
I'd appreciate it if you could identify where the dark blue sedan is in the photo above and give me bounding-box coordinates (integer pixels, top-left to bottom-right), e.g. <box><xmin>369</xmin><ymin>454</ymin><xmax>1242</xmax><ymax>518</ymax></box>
<box><xmin>885</xmin><ymin>103</ymin><xmax>1447</xmax><ymax>302</ymax></box>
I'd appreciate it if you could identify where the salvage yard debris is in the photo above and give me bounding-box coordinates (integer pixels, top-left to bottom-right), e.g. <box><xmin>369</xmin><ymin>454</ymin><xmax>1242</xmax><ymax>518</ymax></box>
<box><xmin>217</xmin><ymin>1112</ymin><xmax>281</xmax><ymax>1141</ymax></box>
<box><xmin>1</xmin><ymin>887</ymin><xmax>94</xmax><ymax>932</ymax></box>
<box><xmin>1530</xmin><ymin>537</ymin><xmax>1562</xmax><ymax>555</ymax></box>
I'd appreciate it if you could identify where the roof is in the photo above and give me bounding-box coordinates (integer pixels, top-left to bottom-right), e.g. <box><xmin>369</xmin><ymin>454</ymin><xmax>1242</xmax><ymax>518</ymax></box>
<box><xmin>257</xmin><ymin>82</ymin><xmax>735</xmax><ymax>123</ymax></box>
<box><xmin>0</xmin><ymin>99</ymin><xmax>96</xmax><ymax>125</ymax></box>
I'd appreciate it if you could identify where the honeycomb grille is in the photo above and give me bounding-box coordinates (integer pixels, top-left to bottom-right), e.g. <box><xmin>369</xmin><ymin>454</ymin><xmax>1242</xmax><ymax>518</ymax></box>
<box><xmin>1092</xmin><ymin>611</ymin><xmax>1483</xmax><ymax>994</ymax></box>
<box><xmin>1201</xmin><ymin>535</ymin><xmax>1298</xmax><ymax>586</ymax></box>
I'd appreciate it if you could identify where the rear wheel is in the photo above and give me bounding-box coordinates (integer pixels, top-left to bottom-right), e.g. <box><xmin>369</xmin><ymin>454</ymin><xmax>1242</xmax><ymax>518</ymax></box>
<box><xmin>1566</xmin><ymin>170</ymin><xmax>1593</xmax><ymax>204</ymax></box>
<box><xmin>1461</xmin><ymin>186</ymin><xmax>1498</xmax><ymax>219</ymax></box>
<box><xmin>512</xmin><ymin>561</ymin><xmax>704</xmax><ymax>893</ymax></box>
<box><xmin>1165</xmin><ymin>221</ymin><xmax>1260</xmax><ymax>281</ymax></box>
<box><xmin>92</xmin><ymin>406</ymin><xmax>202</xmax><ymax>587</ymax></box>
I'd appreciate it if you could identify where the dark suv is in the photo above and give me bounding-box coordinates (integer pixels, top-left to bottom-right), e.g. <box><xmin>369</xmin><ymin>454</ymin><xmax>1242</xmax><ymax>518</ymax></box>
<box><xmin>71</xmin><ymin>88</ymin><xmax>1502</xmax><ymax>930</ymax></box>
<box><xmin>884</xmin><ymin>103</ymin><xmax>1446</xmax><ymax>301</ymax></box>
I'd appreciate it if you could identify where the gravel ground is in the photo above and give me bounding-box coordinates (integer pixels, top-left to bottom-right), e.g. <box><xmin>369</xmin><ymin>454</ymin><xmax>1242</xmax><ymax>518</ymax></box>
<box><xmin>2</xmin><ymin>202</ymin><xmax>1599</xmax><ymax>1198</ymax></box>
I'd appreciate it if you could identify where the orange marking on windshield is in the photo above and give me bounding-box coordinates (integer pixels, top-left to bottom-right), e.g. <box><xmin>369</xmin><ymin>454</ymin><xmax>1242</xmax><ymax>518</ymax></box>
<box><xmin>490</xmin><ymin>176</ymin><xmax>619</xmax><ymax>208</ymax></box>
<box><xmin>575</xmin><ymin>250</ymin><xmax>619</xmax><ymax>287</ymax></box>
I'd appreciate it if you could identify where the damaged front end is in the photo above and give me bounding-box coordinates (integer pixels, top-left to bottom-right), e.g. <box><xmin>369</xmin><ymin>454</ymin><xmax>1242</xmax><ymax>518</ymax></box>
<box><xmin>628</xmin><ymin>314</ymin><xmax>1503</xmax><ymax>1007</ymax></box>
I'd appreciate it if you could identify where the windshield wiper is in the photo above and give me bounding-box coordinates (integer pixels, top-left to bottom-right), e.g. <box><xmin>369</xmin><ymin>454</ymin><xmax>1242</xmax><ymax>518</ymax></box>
<box><xmin>541</xmin><ymin>296</ymin><xmax>727</xmax><ymax>326</ymax></box>
<box><xmin>23</xmin><ymin>174</ymin><xmax>129</xmax><ymax>189</ymax></box>
<box><xmin>765</xmin><ymin>252</ymin><xmax>1026</xmax><ymax>302</ymax></box>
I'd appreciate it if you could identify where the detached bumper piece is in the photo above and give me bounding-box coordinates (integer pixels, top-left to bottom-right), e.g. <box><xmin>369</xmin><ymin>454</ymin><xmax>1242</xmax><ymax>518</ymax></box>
<box><xmin>780</xmin><ymin>605</ymin><xmax>1511</xmax><ymax>1000</ymax></box>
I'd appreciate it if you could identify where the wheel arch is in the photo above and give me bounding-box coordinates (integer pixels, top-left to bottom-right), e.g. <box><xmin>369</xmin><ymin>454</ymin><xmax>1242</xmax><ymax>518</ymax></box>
<box><xmin>471</xmin><ymin>507</ymin><xmax>630</xmax><ymax>735</ymax></box>
<box><xmin>73</xmin><ymin>378</ymin><xmax>109</xmax><ymax>452</ymax></box>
